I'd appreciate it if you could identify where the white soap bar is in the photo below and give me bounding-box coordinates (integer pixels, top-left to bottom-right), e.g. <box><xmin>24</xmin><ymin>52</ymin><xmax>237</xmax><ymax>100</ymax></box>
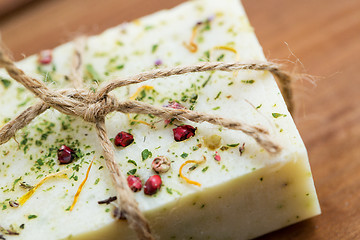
<box><xmin>0</xmin><ymin>0</ymin><xmax>320</xmax><ymax>239</ymax></box>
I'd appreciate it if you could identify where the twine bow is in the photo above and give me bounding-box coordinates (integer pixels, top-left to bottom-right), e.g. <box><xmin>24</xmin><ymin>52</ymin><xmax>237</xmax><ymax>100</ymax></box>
<box><xmin>0</xmin><ymin>41</ymin><xmax>293</xmax><ymax>240</ymax></box>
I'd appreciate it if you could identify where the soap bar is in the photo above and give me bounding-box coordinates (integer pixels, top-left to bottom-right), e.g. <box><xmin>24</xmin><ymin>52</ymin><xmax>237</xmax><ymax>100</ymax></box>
<box><xmin>0</xmin><ymin>0</ymin><xmax>320</xmax><ymax>239</ymax></box>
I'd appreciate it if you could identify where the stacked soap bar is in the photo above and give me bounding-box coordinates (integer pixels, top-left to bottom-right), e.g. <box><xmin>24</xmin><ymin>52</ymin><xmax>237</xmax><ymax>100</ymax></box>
<box><xmin>0</xmin><ymin>0</ymin><xmax>320</xmax><ymax>239</ymax></box>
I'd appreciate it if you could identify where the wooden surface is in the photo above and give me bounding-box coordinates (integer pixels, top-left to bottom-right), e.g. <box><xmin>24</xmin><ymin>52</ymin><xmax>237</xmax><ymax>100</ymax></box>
<box><xmin>0</xmin><ymin>0</ymin><xmax>359</xmax><ymax>239</ymax></box>
<box><xmin>0</xmin><ymin>0</ymin><xmax>35</xmax><ymax>17</ymax></box>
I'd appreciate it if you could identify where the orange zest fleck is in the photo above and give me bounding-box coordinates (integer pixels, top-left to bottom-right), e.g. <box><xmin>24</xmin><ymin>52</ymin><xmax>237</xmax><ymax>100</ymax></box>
<box><xmin>127</xmin><ymin>85</ymin><xmax>154</xmax><ymax>126</ymax></box>
<box><xmin>18</xmin><ymin>170</ymin><xmax>69</xmax><ymax>206</ymax></box>
<box><xmin>69</xmin><ymin>159</ymin><xmax>94</xmax><ymax>211</ymax></box>
<box><xmin>126</xmin><ymin>114</ymin><xmax>152</xmax><ymax>127</ymax></box>
<box><xmin>179</xmin><ymin>156</ymin><xmax>206</xmax><ymax>187</ymax></box>
<box><xmin>183</xmin><ymin>26</ymin><xmax>199</xmax><ymax>53</ymax></box>
<box><xmin>211</xmin><ymin>45</ymin><xmax>239</xmax><ymax>57</ymax></box>
<box><xmin>211</xmin><ymin>45</ymin><xmax>240</xmax><ymax>77</ymax></box>
<box><xmin>130</xmin><ymin>85</ymin><xmax>154</xmax><ymax>100</ymax></box>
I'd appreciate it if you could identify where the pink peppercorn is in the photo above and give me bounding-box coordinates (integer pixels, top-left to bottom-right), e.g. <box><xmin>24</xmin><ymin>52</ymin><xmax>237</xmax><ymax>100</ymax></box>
<box><xmin>127</xmin><ymin>175</ymin><xmax>142</xmax><ymax>192</ymax></box>
<box><xmin>38</xmin><ymin>50</ymin><xmax>52</xmax><ymax>64</ymax></box>
<box><xmin>57</xmin><ymin>145</ymin><xmax>75</xmax><ymax>164</ymax></box>
<box><xmin>173</xmin><ymin>125</ymin><xmax>196</xmax><ymax>142</ymax></box>
<box><xmin>114</xmin><ymin>131</ymin><xmax>134</xmax><ymax>147</ymax></box>
<box><xmin>164</xmin><ymin>101</ymin><xmax>186</xmax><ymax>125</ymax></box>
<box><xmin>144</xmin><ymin>175</ymin><xmax>162</xmax><ymax>195</ymax></box>
<box><xmin>214</xmin><ymin>151</ymin><xmax>221</xmax><ymax>161</ymax></box>
<box><xmin>164</xmin><ymin>101</ymin><xmax>185</xmax><ymax>110</ymax></box>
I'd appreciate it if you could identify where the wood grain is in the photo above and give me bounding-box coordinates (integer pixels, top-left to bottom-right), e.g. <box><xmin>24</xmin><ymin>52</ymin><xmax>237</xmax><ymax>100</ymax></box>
<box><xmin>243</xmin><ymin>1</ymin><xmax>360</xmax><ymax>239</ymax></box>
<box><xmin>0</xmin><ymin>0</ymin><xmax>35</xmax><ymax>17</ymax></box>
<box><xmin>0</xmin><ymin>0</ymin><xmax>359</xmax><ymax>239</ymax></box>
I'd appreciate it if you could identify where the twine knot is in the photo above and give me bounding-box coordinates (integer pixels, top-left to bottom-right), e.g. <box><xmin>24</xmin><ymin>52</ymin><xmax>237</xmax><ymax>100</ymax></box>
<box><xmin>79</xmin><ymin>93</ymin><xmax>118</xmax><ymax>123</ymax></box>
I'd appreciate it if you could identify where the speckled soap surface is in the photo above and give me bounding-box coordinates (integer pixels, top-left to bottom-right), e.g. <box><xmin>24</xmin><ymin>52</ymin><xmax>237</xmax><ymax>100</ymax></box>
<box><xmin>0</xmin><ymin>0</ymin><xmax>320</xmax><ymax>239</ymax></box>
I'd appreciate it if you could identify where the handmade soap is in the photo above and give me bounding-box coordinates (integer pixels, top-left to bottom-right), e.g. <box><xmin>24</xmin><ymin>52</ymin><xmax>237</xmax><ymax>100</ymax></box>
<box><xmin>0</xmin><ymin>0</ymin><xmax>320</xmax><ymax>239</ymax></box>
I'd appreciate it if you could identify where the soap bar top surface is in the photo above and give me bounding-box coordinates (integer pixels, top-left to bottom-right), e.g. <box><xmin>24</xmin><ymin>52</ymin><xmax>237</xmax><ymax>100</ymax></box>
<box><xmin>0</xmin><ymin>0</ymin><xmax>319</xmax><ymax>239</ymax></box>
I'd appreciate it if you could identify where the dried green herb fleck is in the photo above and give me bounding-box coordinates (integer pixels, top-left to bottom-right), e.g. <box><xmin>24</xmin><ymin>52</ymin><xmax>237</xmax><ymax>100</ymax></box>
<box><xmin>144</xmin><ymin>25</ymin><xmax>154</xmax><ymax>30</ymax></box>
<box><xmin>227</xmin><ymin>143</ymin><xmax>239</xmax><ymax>147</ymax></box>
<box><xmin>166</xmin><ymin>187</ymin><xmax>173</xmax><ymax>195</ymax></box>
<box><xmin>151</xmin><ymin>44</ymin><xmax>158</xmax><ymax>53</ymax></box>
<box><xmin>94</xmin><ymin>178</ymin><xmax>100</xmax><ymax>185</ymax></box>
<box><xmin>0</xmin><ymin>78</ymin><xmax>11</xmax><ymax>88</ymax></box>
<box><xmin>220</xmin><ymin>146</ymin><xmax>229</xmax><ymax>151</ymax></box>
<box><xmin>241</xmin><ymin>80</ymin><xmax>255</xmax><ymax>84</ymax></box>
<box><xmin>28</xmin><ymin>215</ymin><xmax>37</xmax><ymax>219</ymax></box>
<box><xmin>116</xmin><ymin>41</ymin><xmax>124</xmax><ymax>46</ymax></box>
<box><xmin>217</xmin><ymin>54</ymin><xmax>225</xmax><ymax>61</ymax></box>
<box><xmin>192</xmin><ymin>146</ymin><xmax>199</xmax><ymax>151</ymax></box>
<box><xmin>189</xmin><ymin>93</ymin><xmax>198</xmax><ymax>103</ymax></box>
<box><xmin>272</xmin><ymin>113</ymin><xmax>287</xmax><ymax>118</ymax></box>
<box><xmin>86</xmin><ymin>64</ymin><xmax>101</xmax><ymax>82</ymax></box>
<box><xmin>214</xmin><ymin>91</ymin><xmax>222</xmax><ymax>100</ymax></box>
<box><xmin>127</xmin><ymin>160</ymin><xmax>137</xmax><ymax>166</ymax></box>
<box><xmin>11</xmin><ymin>177</ymin><xmax>22</xmax><ymax>191</ymax></box>
<box><xmin>189</xmin><ymin>164</ymin><xmax>199</xmax><ymax>171</ymax></box>
<box><xmin>141</xmin><ymin>149</ymin><xmax>152</xmax><ymax>161</ymax></box>
<box><xmin>116</xmin><ymin>65</ymin><xmax>124</xmax><ymax>70</ymax></box>
<box><xmin>136</xmin><ymin>90</ymin><xmax>147</xmax><ymax>101</ymax></box>
<box><xmin>202</xmin><ymin>75</ymin><xmax>212</xmax><ymax>88</ymax></box>
<box><xmin>127</xmin><ymin>169</ymin><xmax>137</xmax><ymax>175</ymax></box>
<box><xmin>202</xmin><ymin>166</ymin><xmax>209</xmax><ymax>172</ymax></box>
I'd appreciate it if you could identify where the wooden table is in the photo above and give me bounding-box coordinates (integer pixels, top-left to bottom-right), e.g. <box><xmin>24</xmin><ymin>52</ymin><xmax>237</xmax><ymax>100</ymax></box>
<box><xmin>0</xmin><ymin>0</ymin><xmax>359</xmax><ymax>239</ymax></box>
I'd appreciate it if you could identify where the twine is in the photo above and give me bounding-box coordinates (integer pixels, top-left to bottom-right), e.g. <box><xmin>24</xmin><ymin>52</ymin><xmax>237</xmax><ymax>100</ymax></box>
<box><xmin>0</xmin><ymin>40</ymin><xmax>294</xmax><ymax>239</ymax></box>
<box><xmin>70</xmin><ymin>36</ymin><xmax>86</xmax><ymax>89</ymax></box>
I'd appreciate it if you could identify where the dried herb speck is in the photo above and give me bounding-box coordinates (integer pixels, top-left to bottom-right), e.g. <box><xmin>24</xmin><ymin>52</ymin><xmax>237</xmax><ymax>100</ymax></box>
<box><xmin>127</xmin><ymin>169</ymin><xmax>137</xmax><ymax>175</ymax></box>
<box><xmin>272</xmin><ymin>113</ymin><xmax>287</xmax><ymax>118</ymax></box>
<box><xmin>241</xmin><ymin>80</ymin><xmax>255</xmax><ymax>84</ymax></box>
<box><xmin>202</xmin><ymin>166</ymin><xmax>209</xmax><ymax>172</ymax></box>
<box><xmin>141</xmin><ymin>149</ymin><xmax>152</xmax><ymax>161</ymax></box>
<box><xmin>1</xmin><ymin>78</ymin><xmax>11</xmax><ymax>89</ymax></box>
<box><xmin>227</xmin><ymin>143</ymin><xmax>239</xmax><ymax>147</ymax></box>
<box><xmin>98</xmin><ymin>196</ymin><xmax>117</xmax><ymax>205</ymax></box>
<box><xmin>239</xmin><ymin>143</ymin><xmax>245</xmax><ymax>156</ymax></box>
<box><xmin>9</xmin><ymin>201</ymin><xmax>19</xmax><ymax>208</ymax></box>
<box><xmin>20</xmin><ymin>182</ymin><xmax>33</xmax><ymax>190</ymax></box>
<box><xmin>127</xmin><ymin>160</ymin><xmax>137</xmax><ymax>166</ymax></box>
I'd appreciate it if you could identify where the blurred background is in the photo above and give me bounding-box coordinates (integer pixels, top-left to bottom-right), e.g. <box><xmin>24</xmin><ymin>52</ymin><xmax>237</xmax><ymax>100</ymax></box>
<box><xmin>0</xmin><ymin>0</ymin><xmax>359</xmax><ymax>239</ymax></box>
